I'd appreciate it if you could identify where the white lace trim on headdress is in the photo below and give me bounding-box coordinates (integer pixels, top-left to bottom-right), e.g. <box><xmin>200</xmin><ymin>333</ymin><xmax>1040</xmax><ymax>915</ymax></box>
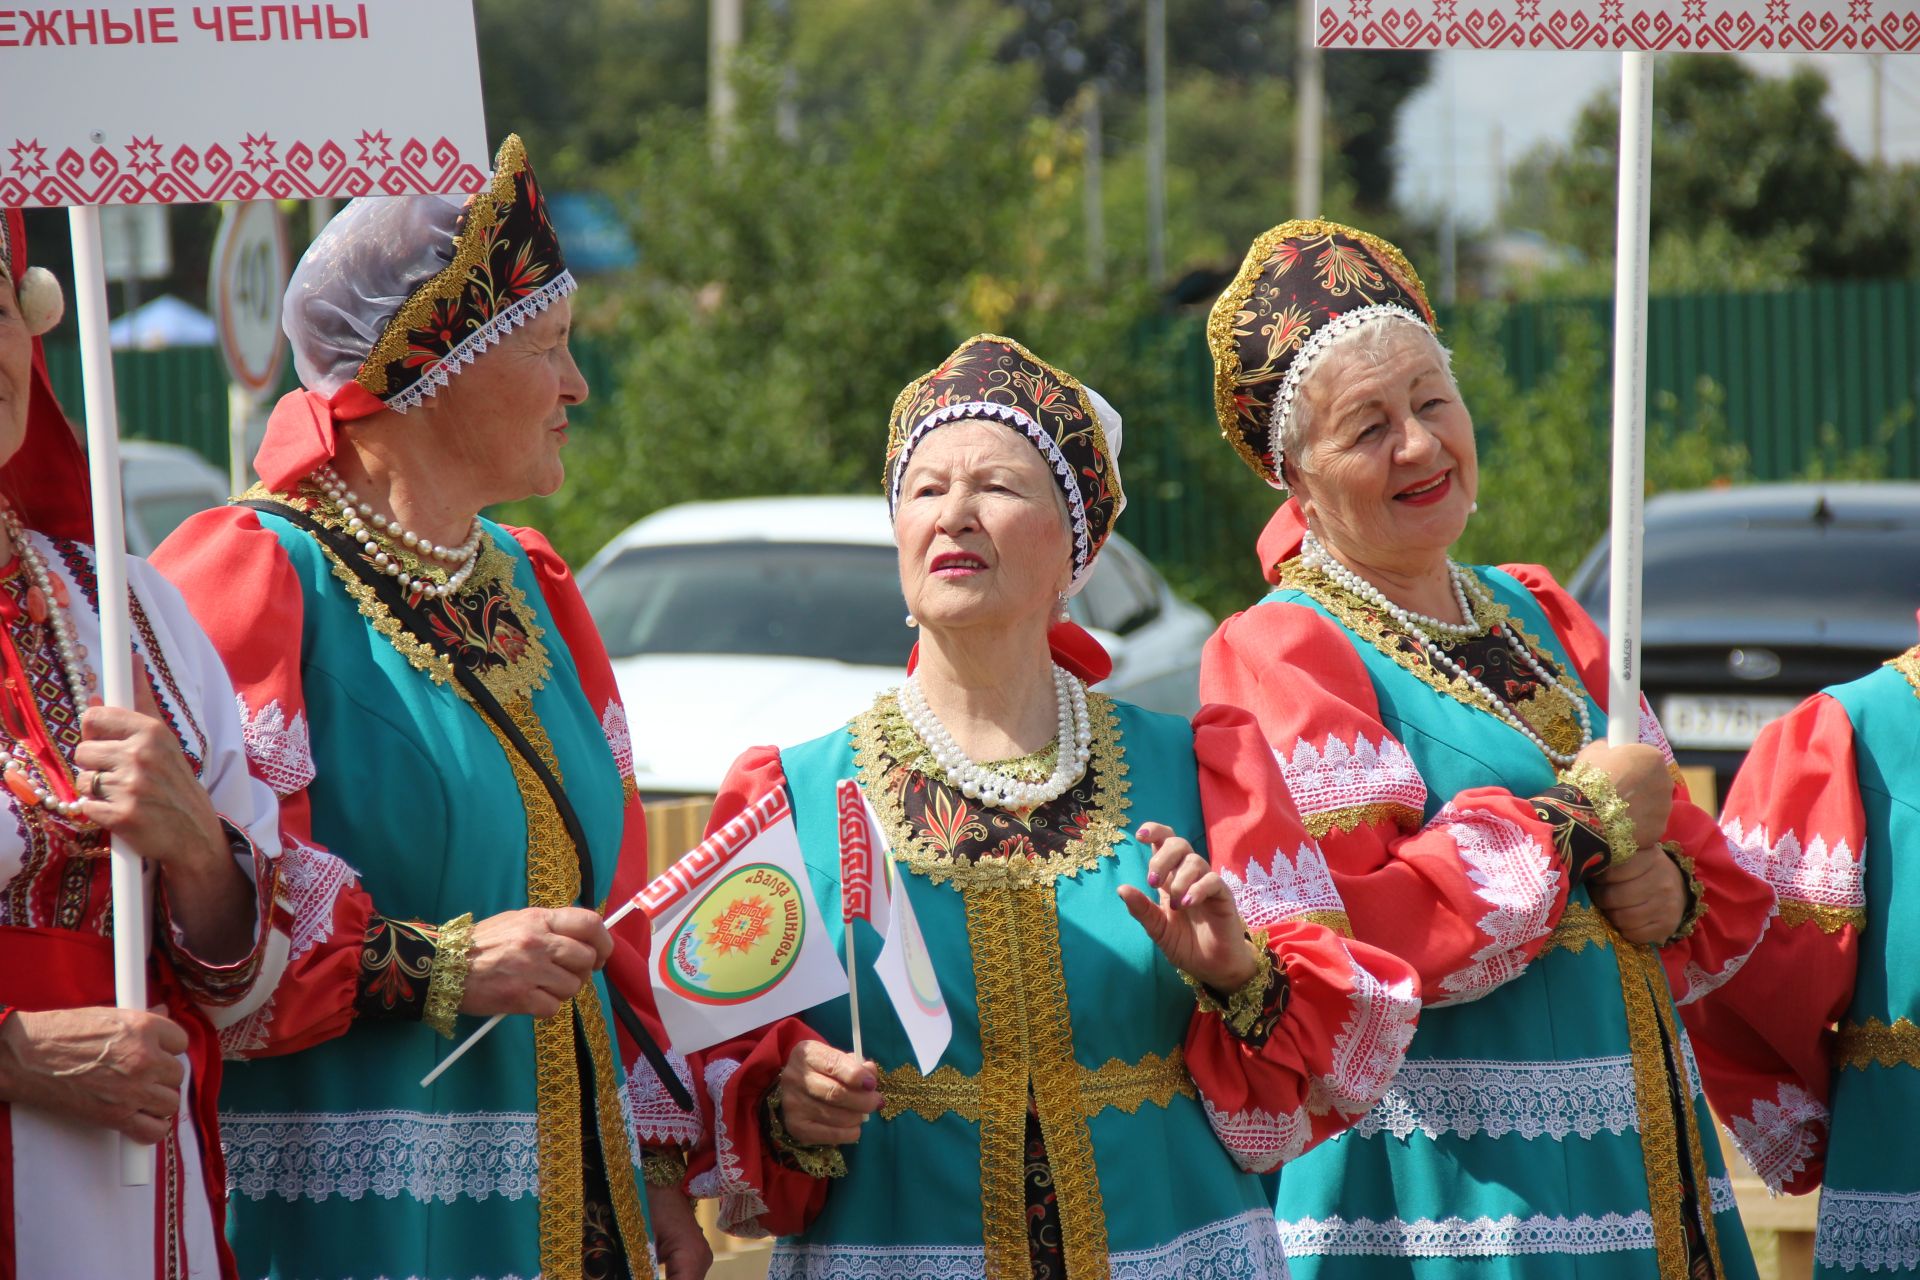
<box><xmin>1263</xmin><ymin>302</ymin><xmax>1431</xmax><ymax>490</ymax></box>
<box><xmin>383</xmin><ymin>269</ymin><xmax>579</xmax><ymax>414</ymax></box>
<box><xmin>889</xmin><ymin>399</ymin><xmax>1097</xmax><ymax>591</ymax></box>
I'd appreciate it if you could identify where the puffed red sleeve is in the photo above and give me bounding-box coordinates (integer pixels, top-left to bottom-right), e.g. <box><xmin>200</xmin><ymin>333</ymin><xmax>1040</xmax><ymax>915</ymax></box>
<box><xmin>1509</xmin><ymin>563</ymin><xmax>1777</xmax><ymax>1004</ymax></box>
<box><xmin>1185</xmin><ymin>704</ymin><xmax>1420</xmax><ymax>1171</ymax></box>
<box><xmin>1680</xmin><ymin>694</ymin><xmax>1862</xmax><ymax>1194</ymax></box>
<box><xmin>504</xmin><ymin>526</ymin><xmax>699</xmax><ymax>1160</ymax></box>
<box><xmin>684</xmin><ymin>746</ymin><xmax>836</xmax><ymax>1237</ymax></box>
<box><xmin>1200</xmin><ymin>603</ymin><xmax>1576</xmax><ymax>1007</ymax></box>
<box><xmin>152</xmin><ymin>505</ymin><xmax>374</xmax><ymax>1057</ymax></box>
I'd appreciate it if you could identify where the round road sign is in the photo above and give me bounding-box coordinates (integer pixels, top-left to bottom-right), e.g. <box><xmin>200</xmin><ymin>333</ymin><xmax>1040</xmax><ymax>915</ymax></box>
<box><xmin>210</xmin><ymin>201</ymin><xmax>291</xmax><ymax>396</ymax></box>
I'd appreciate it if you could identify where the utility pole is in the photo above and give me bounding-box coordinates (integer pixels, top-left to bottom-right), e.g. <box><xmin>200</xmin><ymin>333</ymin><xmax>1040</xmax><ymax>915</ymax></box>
<box><xmin>1438</xmin><ymin>55</ymin><xmax>1458</xmax><ymax>308</ymax></box>
<box><xmin>1870</xmin><ymin>54</ymin><xmax>1885</xmax><ymax>165</ymax></box>
<box><xmin>1294</xmin><ymin>0</ymin><xmax>1323</xmax><ymax>217</ymax></box>
<box><xmin>1145</xmin><ymin>0</ymin><xmax>1167</xmax><ymax>284</ymax></box>
<box><xmin>1082</xmin><ymin>83</ymin><xmax>1107</xmax><ymax>286</ymax></box>
<box><xmin>709</xmin><ymin>0</ymin><xmax>743</xmax><ymax>159</ymax></box>
<box><xmin>1490</xmin><ymin>123</ymin><xmax>1505</xmax><ymax>241</ymax></box>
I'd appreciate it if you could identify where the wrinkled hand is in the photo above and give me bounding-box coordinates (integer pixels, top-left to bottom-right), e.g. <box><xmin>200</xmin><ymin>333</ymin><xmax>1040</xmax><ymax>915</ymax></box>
<box><xmin>0</xmin><ymin>1006</ymin><xmax>188</xmax><ymax>1142</ymax></box>
<box><xmin>74</xmin><ymin>677</ymin><xmax>227</xmax><ymax>875</ymax></box>
<box><xmin>1117</xmin><ymin>822</ymin><xmax>1259</xmax><ymax>991</ymax></box>
<box><xmin>646</xmin><ymin>1180</ymin><xmax>713</xmax><ymax>1279</ymax></box>
<box><xmin>1589</xmin><ymin>846</ymin><xmax>1688</xmax><ymax>944</ymax></box>
<box><xmin>777</xmin><ymin>1040</ymin><xmax>881</xmax><ymax>1146</ymax></box>
<box><xmin>458</xmin><ymin>907</ymin><xmax>613</xmax><ymax>1018</ymax></box>
<box><xmin>1571</xmin><ymin>741</ymin><xmax>1673</xmax><ymax>848</ymax></box>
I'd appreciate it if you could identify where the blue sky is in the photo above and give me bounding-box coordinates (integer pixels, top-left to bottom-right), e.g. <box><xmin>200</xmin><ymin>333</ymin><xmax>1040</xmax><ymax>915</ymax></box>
<box><xmin>1392</xmin><ymin>49</ymin><xmax>1920</xmax><ymax>227</ymax></box>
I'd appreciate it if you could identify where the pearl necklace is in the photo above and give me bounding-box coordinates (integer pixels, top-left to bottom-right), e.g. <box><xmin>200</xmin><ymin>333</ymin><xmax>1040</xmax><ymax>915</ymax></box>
<box><xmin>1302</xmin><ymin>531</ymin><xmax>1594</xmax><ymax>766</ymax></box>
<box><xmin>897</xmin><ymin>664</ymin><xmax>1092</xmax><ymax>810</ymax></box>
<box><xmin>315</xmin><ymin>466</ymin><xmax>484</xmax><ymax>601</ymax></box>
<box><xmin>0</xmin><ymin>506</ymin><xmax>99</xmax><ymax>824</ymax></box>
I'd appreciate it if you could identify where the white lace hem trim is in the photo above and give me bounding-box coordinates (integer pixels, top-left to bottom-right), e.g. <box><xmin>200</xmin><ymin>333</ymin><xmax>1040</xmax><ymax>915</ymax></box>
<box><xmin>221</xmin><ymin>1110</ymin><xmax>538</xmax><ymax>1203</ymax></box>
<box><xmin>1816</xmin><ymin>1188</ymin><xmax>1920</xmax><ymax>1272</ymax></box>
<box><xmin>1353</xmin><ymin>1055</ymin><xmax>1640</xmax><ymax>1142</ymax></box>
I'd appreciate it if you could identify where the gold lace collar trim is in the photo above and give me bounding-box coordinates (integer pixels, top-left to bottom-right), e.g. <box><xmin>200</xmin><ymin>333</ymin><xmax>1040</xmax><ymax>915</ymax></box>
<box><xmin>850</xmin><ymin>689</ymin><xmax>1130</xmax><ymax>890</ymax></box>
<box><xmin>1888</xmin><ymin>644</ymin><xmax>1920</xmax><ymax>700</ymax></box>
<box><xmin>1276</xmin><ymin>557</ymin><xmax>1589</xmax><ymax>761</ymax></box>
<box><xmin>250</xmin><ymin>483</ymin><xmax>553</xmax><ymax>706</ymax></box>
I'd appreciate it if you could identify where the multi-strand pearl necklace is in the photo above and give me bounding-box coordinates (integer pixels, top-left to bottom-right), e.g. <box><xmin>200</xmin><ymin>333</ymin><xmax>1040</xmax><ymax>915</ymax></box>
<box><xmin>0</xmin><ymin>505</ymin><xmax>99</xmax><ymax>824</ymax></box>
<box><xmin>897</xmin><ymin>663</ymin><xmax>1092</xmax><ymax>809</ymax></box>
<box><xmin>1302</xmin><ymin>530</ymin><xmax>1593</xmax><ymax>766</ymax></box>
<box><xmin>315</xmin><ymin>465</ymin><xmax>485</xmax><ymax>601</ymax></box>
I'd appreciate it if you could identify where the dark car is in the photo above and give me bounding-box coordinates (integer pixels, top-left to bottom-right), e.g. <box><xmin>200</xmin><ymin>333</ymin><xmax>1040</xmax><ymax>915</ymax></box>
<box><xmin>1566</xmin><ymin>482</ymin><xmax>1920</xmax><ymax>805</ymax></box>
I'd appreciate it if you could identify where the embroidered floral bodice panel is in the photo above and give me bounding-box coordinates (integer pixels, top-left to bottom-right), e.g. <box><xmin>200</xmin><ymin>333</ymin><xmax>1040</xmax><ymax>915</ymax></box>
<box><xmin>851</xmin><ymin>690</ymin><xmax>1131</xmax><ymax>889</ymax></box>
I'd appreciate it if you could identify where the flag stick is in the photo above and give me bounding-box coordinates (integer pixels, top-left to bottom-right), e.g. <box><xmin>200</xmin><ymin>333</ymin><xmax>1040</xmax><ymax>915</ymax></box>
<box><xmin>69</xmin><ymin>204</ymin><xmax>153</xmax><ymax>1187</ymax></box>
<box><xmin>1606</xmin><ymin>51</ymin><xmax>1654</xmax><ymax>749</ymax></box>
<box><xmin>846</xmin><ymin>911</ymin><xmax>864</xmax><ymax>1064</ymax></box>
<box><xmin>420</xmin><ymin>898</ymin><xmax>646</xmax><ymax>1089</ymax></box>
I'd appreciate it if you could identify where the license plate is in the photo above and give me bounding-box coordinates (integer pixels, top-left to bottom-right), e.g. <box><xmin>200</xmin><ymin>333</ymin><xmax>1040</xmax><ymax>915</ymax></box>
<box><xmin>1658</xmin><ymin>694</ymin><xmax>1801</xmax><ymax>750</ymax></box>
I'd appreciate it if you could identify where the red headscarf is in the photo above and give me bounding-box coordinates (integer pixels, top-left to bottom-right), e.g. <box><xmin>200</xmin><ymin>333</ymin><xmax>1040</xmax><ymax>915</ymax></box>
<box><xmin>250</xmin><ymin>382</ymin><xmax>386</xmax><ymax>491</ymax></box>
<box><xmin>1257</xmin><ymin>497</ymin><xmax>1310</xmax><ymax>586</ymax></box>
<box><xmin>1</xmin><ymin>209</ymin><xmax>92</xmax><ymax>543</ymax></box>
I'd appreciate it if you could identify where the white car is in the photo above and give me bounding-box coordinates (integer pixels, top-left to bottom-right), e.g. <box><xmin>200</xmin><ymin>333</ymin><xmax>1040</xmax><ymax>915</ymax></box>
<box><xmin>577</xmin><ymin>495</ymin><xmax>1216</xmax><ymax>797</ymax></box>
<box><xmin>121</xmin><ymin>440</ymin><xmax>230</xmax><ymax>555</ymax></box>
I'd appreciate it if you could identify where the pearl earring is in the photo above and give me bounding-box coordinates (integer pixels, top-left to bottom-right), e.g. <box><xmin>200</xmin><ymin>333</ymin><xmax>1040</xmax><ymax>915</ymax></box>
<box><xmin>904</xmin><ymin>613</ymin><xmax>918</xmax><ymax>628</ymax></box>
<box><xmin>1055</xmin><ymin>592</ymin><xmax>1070</xmax><ymax>623</ymax></box>
<box><xmin>1470</xmin><ymin>501</ymin><xmax>1480</xmax><ymax>514</ymax></box>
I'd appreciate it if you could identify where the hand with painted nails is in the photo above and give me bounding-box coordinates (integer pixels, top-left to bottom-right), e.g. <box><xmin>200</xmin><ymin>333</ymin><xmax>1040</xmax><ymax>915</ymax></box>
<box><xmin>776</xmin><ymin>1039</ymin><xmax>883</xmax><ymax>1147</ymax></box>
<box><xmin>1117</xmin><ymin>822</ymin><xmax>1261</xmax><ymax>991</ymax></box>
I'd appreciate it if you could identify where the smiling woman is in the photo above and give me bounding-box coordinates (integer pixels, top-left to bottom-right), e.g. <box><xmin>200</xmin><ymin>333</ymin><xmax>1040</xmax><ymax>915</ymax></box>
<box><xmin>683</xmin><ymin>334</ymin><xmax>1421</xmax><ymax>1280</ymax></box>
<box><xmin>1200</xmin><ymin>219</ymin><xmax>1777</xmax><ymax>1280</ymax></box>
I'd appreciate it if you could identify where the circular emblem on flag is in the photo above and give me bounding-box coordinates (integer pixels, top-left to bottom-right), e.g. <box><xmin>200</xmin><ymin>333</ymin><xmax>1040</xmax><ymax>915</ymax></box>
<box><xmin>659</xmin><ymin>863</ymin><xmax>809</xmax><ymax>1006</ymax></box>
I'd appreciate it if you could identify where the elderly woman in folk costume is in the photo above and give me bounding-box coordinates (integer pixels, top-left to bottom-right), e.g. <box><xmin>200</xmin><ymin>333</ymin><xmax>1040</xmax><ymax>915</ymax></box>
<box><xmin>0</xmin><ymin>210</ymin><xmax>285</xmax><ymax>1278</ymax></box>
<box><xmin>150</xmin><ymin>139</ymin><xmax>708</xmax><ymax>1280</ymax></box>
<box><xmin>686</xmin><ymin>333</ymin><xmax>1421</xmax><ymax>1280</ymax></box>
<box><xmin>1680</xmin><ymin>627</ymin><xmax>1920</xmax><ymax>1277</ymax></box>
<box><xmin>1198</xmin><ymin>220</ymin><xmax>1777</xmax><ymax>1280</ymax></box>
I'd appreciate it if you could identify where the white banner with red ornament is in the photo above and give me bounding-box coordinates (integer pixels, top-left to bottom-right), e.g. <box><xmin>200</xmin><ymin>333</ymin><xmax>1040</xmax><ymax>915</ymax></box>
<box><xmin>3</xmin><ymin>0</ymin><xmax>489</xmax><ymax>207</ymax></box>
<box><xmin>1315</xmin><ymin>1</ymin><xmax>1918</xmax><ymax>51</ymax></box>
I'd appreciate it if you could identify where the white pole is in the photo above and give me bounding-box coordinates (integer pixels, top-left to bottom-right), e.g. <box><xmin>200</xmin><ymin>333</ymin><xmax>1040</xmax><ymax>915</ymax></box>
<box><xmin>1606</xmin><ymin>52</ymin><xmax>1654</xmax><ymax>748</ymax></box>
<box><xmin>226</xmin><ymin>385</ymin><xmax>252</xmax><ymax>497</ymax></box>
<box><xmin>68</xmin><ymin>204</ymin><xmax>153</xmax><ymax>1188</ymax></box>
<box><xmin>1294</xmin><ymin>0</ymin><xmax>1323</xmax><ymax>217</ymax></box>
<box><xmin>845</xmin><ymin>913</ymin><xmax>864</xmax><ymax>1064</ymax></box>
<box><xmin>709</xmin><ymin>0</ymin><xmax>743</xmax><ymax>160</ymax></box>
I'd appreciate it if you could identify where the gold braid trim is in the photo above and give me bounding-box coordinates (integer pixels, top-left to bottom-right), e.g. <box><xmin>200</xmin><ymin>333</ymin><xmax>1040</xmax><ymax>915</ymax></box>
<box><xmin>960</xmin><ymin>880</ymin><xmax>1036</xmax><ymax>1280</ymax></box>
<box><xmin>422</xmin><ymin>912</ymin><xmax>475</xmax><ymax>1038</ymax></box>
<box><xmin>1662</xmin><ymin>849</ymin><xmax>1708</xmax><ymax>946</ymax></box>
<box><xmin>1612</xmin><ymin>938</ymin><xmax>1691</xmax><ymax>1277</ymax></box>
<box><xmin>1887</xmin><ymin>644</ymin><xmax>1920</xmax><ymax>699</ymax></box>
<box><xmin>852</xmin><ymin>691</ymin><xmax>1131</xmax><ymax>891</ymax></box>
<box><xmin>1183</xmin><ymin>931</ymin><xmax>1276</xmax><ymax>1038</ymax></box>
<box><xmin>1778</xmin><ymin>900</ymin><xmax>1867</xmax><ymax>933</ymax></box>
<box><xmin>876</xmin><ymin>1050</ymin><xmax>1196</xmax><ymax>1124</ymax></box>
<box><xmin>765</xmin><ymin>1086</ymin><xmax>850</xmax><ymax>1179</ymax></box>
<box><xmin>1654</xmin><ymin>957</ymin><xmax>1729</xmax><ymax>1277</ymax></box>
<box><xmin>641</xmin><ymin>1148</ymin><xmax>690</xmax><ymax>1190</ymax></box>
<box><xmin>1016</xmin><ymin>883</ymin><xmax>1111</xmax><ymax>1280</ymax></box>
<box><xmin>1302</xmin><ymin>802</ymin><xmax>1423</xmax><ymax>840</ymax></box>
<box><xmin>1836</xmin><ymin>1017</ymin><xmax>1920</xmax><ymax>1071</ymax></box>
<box><xmin>1563</xmin><ymin>760</ymin><xmax>1640</xmax><ymax>868</ymax></box>
<box><xmin>1541</xmin><ymin>902</ymin><xmax>1613</xmax><ymax>956</ymax></box>
<box><xmin>579</xmin><ymin>982</ymin><xmax>655</xmax><ymax>1279</ymax></box>
<box><xmin>355</xmin><ymin>135</ymin><xmax>528</xmax><ymax>396</ymax></box>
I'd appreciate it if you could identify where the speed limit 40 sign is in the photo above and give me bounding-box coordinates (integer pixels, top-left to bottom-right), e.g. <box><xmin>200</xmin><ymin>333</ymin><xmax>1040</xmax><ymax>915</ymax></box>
<box><xmin>211</xmin><ymin>202</ymin><xmax>292</xmax><ymax>396</ymax></box>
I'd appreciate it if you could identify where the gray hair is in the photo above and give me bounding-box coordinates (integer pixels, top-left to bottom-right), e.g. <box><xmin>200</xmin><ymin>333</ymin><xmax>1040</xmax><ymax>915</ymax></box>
<box><xmin>1283</xmin><ymin>315</ymin><xmax>1456</xmax><ymax>480</ymax></box>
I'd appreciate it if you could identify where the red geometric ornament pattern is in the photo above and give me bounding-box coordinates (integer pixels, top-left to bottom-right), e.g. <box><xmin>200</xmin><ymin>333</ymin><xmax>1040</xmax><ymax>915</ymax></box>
<box><xmin>1315</xmin><ymin>1</ymin><xmax>1920</xmax><ymax>51</ymax></box>
<box><xmin>1</xmin><ymin>133</ymin><xmax>486</xmax><ymax>208</ymax></box>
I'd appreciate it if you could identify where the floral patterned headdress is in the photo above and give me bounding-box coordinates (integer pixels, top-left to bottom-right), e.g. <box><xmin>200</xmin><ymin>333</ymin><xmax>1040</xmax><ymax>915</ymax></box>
<box><xmin>1207</xmin><ymin>219</ymin><xmax>1435</xmax><ymax>488</ymax></box>
<box><xmin>885</xmin><ymin>334</ymin><xmax>1125</xmax><ymax>593</ymax></box>
<box><xmin>281</xmin><ymin>133</ymin><xmax>574</xmax><ymax>417</ymax></box>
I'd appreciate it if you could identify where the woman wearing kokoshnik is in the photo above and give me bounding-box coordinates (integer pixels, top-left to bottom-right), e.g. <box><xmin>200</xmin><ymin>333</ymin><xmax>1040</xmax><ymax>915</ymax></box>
<box><xmin>1198</xmin><ymin>219</ymin><xmax>1776</xmax><ymax>1279</ymax></box>
<box><xmin>685</xmin><ymin>333</ymin><xmax>1423</xmax><ymax>1280</ymax></box>
<box><xmin>0</xmin><ymin>210</ymin><xmax>286</xmax><ymax>1278</ymax></box>
<box><xmin>150</xmin><ymin>138</ymin><xmax>710</xmax><ymax>1280</ymax></box>
<box><xmin>1681</xmin><ymin>624</ymin><xmax>1920</xmax><ymax>1277</ymax></box>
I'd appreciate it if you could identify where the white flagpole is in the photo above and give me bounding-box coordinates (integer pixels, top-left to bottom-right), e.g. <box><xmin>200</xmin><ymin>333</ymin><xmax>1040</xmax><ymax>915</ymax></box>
<box><xmin>1606</xmin><ymin>52</ymin><xmax>1654</xmax><ymax>749</ymax></box>
<box><xmin>68</xmin><ymin>204</ymin><xmax>153</xmax><ymax>1187</ymax></box>
<box><xmin>845</xmin><ymin>902</ymin><xmax>864</xmax><ymax>1065</ymax></box>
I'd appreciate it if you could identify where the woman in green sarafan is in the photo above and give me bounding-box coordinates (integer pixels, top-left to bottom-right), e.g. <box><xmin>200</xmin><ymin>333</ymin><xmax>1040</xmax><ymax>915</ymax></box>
<box><xmin>686</xmin><ymin>334</ymin><xmax>1423</xmax><ymax>1279</ymax></box>
<box><xmin>153</xmin><ymin>137</ymin><xmax>709</xmax><ymax>1280</ymax></box>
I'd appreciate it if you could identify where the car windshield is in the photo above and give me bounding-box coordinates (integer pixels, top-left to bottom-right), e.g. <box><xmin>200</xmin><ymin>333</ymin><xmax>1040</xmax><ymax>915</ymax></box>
<box><xmin>584</xmin><ymin>541</ymin><xmax>914</xmax><ymax>666</ymax></box>
<box><xmin>1578</xmin><ymin>520</ymin><xmax>1920</xmax><ymax>625</ymax></box>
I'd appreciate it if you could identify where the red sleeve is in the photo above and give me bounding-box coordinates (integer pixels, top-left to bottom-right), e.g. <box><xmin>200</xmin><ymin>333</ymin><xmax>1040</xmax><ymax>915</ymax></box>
<box><xmin>151</xmin><ymin>506</ymin><xmax>373</xmax><ymax>1057</ymax></box>
<box><xmin>1185</xmin><ymin>704</ymin><xmax>1420</xmax><ymax>1171</ymax></box>
<box><xmin>1680</xmin><ymin>694</ymin><xmax>1861</xmax><ymax>1194</ymax></box>
<box><xmin>1200</xmin><ymin>603</ymin><xmax>1574</xmax><ymax>1007</ymax></box>
<box><xmin>684</xmin><ymin>747</ymin><xmax>834</xmax><ymax>1237</ymax></box>
<box><xmin>1506</xmin><ymin>564</ymin><xmax>1777</xmax><ymax>1004</ymax></box>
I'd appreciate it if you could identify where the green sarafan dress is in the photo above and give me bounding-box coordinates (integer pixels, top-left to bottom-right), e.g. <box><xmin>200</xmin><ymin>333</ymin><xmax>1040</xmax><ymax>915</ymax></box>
<box><xmin>685</xmin><ymin>693</ymin><xmax>1424</xmax><ymax>1280</ymax></box>
<box><xmin>1201</xmin><ymin>513</ymin><xmax>1776</xmax><ymax>1279</ymax></box>
<box><xmin>1690</xmin><ymin>642</ymin><xmax>1920</xmax><ymax>1277</ymax></box>
<box><xmin>155</xmin><ymin>487</ymin><xmax>701</xmax><ymax>1280</ymax></box>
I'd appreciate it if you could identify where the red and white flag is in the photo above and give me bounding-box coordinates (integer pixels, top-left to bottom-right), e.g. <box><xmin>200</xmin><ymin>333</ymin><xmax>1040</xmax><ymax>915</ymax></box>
<box><xmin>836</xmin><ymin>779</ymin><xmax>889</xmax><ymax>930</ymax></box>
<box><xmin>836</xmin><ymin>780</ymin><xmax>951</xmax><ymax>1073</ymax></box>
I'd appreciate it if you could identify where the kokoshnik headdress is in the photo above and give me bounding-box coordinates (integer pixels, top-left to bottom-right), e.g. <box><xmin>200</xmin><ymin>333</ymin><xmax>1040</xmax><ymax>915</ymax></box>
<box><xmin>1207</xmin><ymin>219</ymin><xmax>1435</xmax><ymax>489</ymax></box>
<box><xmin>885</xmin><ymin>334</ymin><xmax>1125</xmax><ymax>594</ymax></box>
<box><xmin>283</xmin><ymin>133</ymin><xmax>574</xmax><ymax>416</ymax></box>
